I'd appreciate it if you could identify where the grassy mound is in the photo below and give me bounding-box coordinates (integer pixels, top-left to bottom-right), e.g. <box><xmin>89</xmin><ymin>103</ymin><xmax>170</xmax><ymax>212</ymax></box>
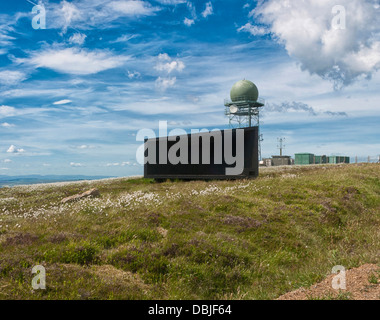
<box><xmin>0</xmin><ymin>164</ymin><xmax>379</xmax><ymax>299</ymax></box>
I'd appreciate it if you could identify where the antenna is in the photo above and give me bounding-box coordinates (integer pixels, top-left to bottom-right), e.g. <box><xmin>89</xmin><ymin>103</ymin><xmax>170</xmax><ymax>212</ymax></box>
<box><xmin>277</xmin><ymin>137</ymin><xmax>285</xmax><ymax>156</ymax></box>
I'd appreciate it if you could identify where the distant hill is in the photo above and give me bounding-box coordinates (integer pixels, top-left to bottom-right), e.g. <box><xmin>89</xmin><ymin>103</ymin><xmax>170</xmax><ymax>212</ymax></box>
<box><xmin>0</xmin><ymin>175</ymin><xmax>116</xmax><ymax>188</ymax></box>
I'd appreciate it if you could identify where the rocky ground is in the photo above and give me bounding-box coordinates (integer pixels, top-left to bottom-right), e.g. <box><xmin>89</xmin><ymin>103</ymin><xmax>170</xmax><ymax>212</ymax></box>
<box><xmin>278</xmin><ymin>264</ymin><xmax>380</xmax><ymax>300</ymax></box>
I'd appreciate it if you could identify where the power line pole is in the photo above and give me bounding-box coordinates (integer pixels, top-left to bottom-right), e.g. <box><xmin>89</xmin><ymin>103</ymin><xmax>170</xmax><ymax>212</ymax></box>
<box><xmin>277</xmin><ymin>138</ymin><xmax>285</xmax><ymax>156</ymax></box>
<box><xmin>259</xmin><ymin>134</ymin><xmax>263</xmax><ymax>161</ymax></box>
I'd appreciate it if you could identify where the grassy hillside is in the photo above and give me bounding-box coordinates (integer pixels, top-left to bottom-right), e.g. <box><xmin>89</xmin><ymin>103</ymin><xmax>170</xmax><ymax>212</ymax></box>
<box><xmin>0</xmin><ymin>164</ymin><xmax>379</xmax><ymax>300</ymax></box>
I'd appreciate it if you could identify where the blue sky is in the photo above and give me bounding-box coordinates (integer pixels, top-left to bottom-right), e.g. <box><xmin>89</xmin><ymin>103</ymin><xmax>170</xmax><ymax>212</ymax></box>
<box><xmin>1</xmin><ymin>0</ymin><xmax>379</xmax><ymax>176</ymax></box>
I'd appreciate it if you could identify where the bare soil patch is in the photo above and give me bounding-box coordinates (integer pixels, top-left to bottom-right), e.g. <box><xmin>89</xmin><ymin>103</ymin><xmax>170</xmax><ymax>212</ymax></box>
<box><xmin>278</xmin><ymin>264</ymin><xmax>380</xmax><ymax>300</ymax></box>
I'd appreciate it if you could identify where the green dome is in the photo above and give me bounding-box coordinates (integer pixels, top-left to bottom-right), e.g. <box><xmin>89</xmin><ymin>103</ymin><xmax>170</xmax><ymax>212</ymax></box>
<box><xmin>230</xmin><ymin>79</ymin><xmax>259</xmax><ymax>102</ymax></box>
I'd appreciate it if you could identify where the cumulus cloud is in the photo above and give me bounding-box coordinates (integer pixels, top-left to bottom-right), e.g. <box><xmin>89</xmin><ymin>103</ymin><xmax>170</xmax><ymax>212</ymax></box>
<box><xmin>23</xmin><ymin>48</ymin><xmax>128</xmax><ymax>75</ymax></box>
<box><xmin>0</xmin><ymin>70</ymin><xmax>27</xmax><ymax>85</ymax></box>
<box><xmin>184</xmin><ymin>17</ymin><xmax>195</xmax><ymax>27</ymax></box>
<box><xmin>155</xmin><ymin>76</ymin><xmax>176</xmax><ymax>90</ymax></box>
<box><xmin>127</xmin><ymin>70</ymin><xmax>141</xmax><ymax>79</ymax></box>
<box><xmin>264</xmin><ymin>101</ymin><xmax>348</xmax><ymax>117</ymax></box>
<box><xmin>155</xmin><ymin>53</ymin><xmax>185</xmax><ymax>73</ymax></box>
<box><xmin>154</xmin><ymin>53</ymin><xmax>184</xmax><ymax>91</ymax></box>
<box><xmin>6</xmin><ymin>145</ymin><xmax>25</xmax><ymax>153</ymax></box>
<box><xmin>250</xmin><ymin>0</ymin><xmax>380</xmax><ymax>88</ymax></box>
<box><xmin>202</xmin><ymin>2</ymin><xmax>213</xmax><ymax>18</ymax></box>
<box><xmin>68</xmin><ymin>33</ymin><xmax>86</xmax><ymax>45</ymax></box>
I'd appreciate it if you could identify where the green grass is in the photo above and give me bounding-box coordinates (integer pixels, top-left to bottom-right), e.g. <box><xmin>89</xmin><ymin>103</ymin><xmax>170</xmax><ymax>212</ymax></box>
<box><xmin>0</xmin><ymin>163</ymin><xmax>379</xmax><ymax>299</ymax></box>
<box><xmin>368</xmin><ymin>272</ymin><xmax>379</xmax><ymax>284</ymax></box>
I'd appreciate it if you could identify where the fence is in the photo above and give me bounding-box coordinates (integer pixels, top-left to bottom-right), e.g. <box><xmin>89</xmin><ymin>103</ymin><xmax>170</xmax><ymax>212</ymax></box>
<box><xmin>353</xmin><ymin>156</ymin><xmax>380</xmax><ymax>164</ymax></box>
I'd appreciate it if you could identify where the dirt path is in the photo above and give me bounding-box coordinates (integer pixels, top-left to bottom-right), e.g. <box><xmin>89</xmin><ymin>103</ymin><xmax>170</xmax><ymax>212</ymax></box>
<box><xmin>278</xmin><ymin>264</ymin><xmax>380</xmax><ymax>300</ymax></box>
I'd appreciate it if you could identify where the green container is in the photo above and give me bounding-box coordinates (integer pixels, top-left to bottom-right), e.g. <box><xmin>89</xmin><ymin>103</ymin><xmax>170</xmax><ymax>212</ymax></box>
<box><xmin>329</xmin><ymin>156</ymin><xmax>337</xmax><ymax>164</ymax></box>
<box><xmin>295</xmin><ymin>153</ymin><xmax>315</xmax><ymax>165</ymax></box>
<box><xmin>329</xmin><ymin>156</ymin><xmax>350</xmax><ymax>164</ymax></box>
<box><xmin>315</xmin><ymin>155</ymin><xmax>327</xmax><ymax>164</ymax></box>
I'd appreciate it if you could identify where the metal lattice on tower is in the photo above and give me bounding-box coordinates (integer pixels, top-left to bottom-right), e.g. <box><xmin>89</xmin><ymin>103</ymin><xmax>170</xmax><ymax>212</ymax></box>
<box><xmin>224</xmin><ymin>79</ymin><xmax>265</xmax><ymax>160</ymax></box>
<box><xmin>277</xmin><ymin>138</ymin><xmax>285</xmax><ymax>156</ymax></box>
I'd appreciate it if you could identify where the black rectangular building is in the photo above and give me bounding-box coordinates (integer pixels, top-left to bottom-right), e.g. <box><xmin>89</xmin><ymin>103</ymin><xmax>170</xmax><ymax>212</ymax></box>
<box><xmin>144</xmin><ymin>127</ymin><xmax>259</xmax><ymax>180</ymax></box>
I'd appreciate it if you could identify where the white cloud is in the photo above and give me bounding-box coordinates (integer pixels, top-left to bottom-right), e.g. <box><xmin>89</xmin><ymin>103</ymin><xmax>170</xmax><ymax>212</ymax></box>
<box><xmin>6</xmin><ymin>145</ymin><xmax>25</xmax><ymax>153</ymax></box>
<box><xmin>105</xmin><ymin>161</ymin><xmax>133</xmax><ymax>167</ymax></box>
<box><xmin>106</xmin><ymin>163</ymin><xmax>120</xmax><ymax>167</ymax></box>
<box><xmin>0</xmin><ymin>105</ymin><xmax>16</xmax><ymax>118</ymax></box>
<box><xmin>0</xmin><ymin>27</ymin><xmax>16</xmax><ymax>47</ymax></box>
<box><xmin>155</xmin><ymin>76</ymin><xmax>177</xmax><ymax>90</ymax></box>
<box><xmin>155</xmin><ymin>0</ymin><xmax>186</xmax><ymax>4</ymax></box>
<box><xmin>59</xmin><ymin>0</ymin><xmax>82</xmax><ymax>33</ymax></box>
<box><xmin>68</xmin><ymin>33</ymin><xmax>87</xmax><ymax>45</ymax></box>
<box><xmin>252</xmin><ymin>0</ymin><xmax>380</xmax><ymax>87</ymax></box>
<box><xmin>111</xmin><ymin>34</ymin><xmax>139</xmax><ymax>43</ymax></box>
<box><xmin>0</xmin><ymin>70</ymin><xmax>27</xmax><ymax>85</ymax></box>
<box><xmin>155</xmin><ymin>53</ymin><xmax>185</xmax><ymax>73</ymax></box>
<box><xmin>107</xmin><ymin>1</ymin><xmax>158</xmax><ymax>16</ymax></box>
<box><xmin>0</xmin><ymin>122</ymin><xmax>14</xmax><ymax>127</ymax></box>
<box><xmin>53</xmin><ymin>99</ymin><xmax>72</xmax><ymax>105</ymax></box>
<box><xmin>127</xmin><ymin>70</ymin><xmax>141</xmax><ymax>79</ymax></box>
<box><xmin>70</xmin><ymin>162</ymin><xmax>83</xmax><ymax>167</ymax></box>
<box><xmin>202</xmin><ymin>2</ymin><xmax>213</xmax><ymax>18</ymax></box>
<box><xmin>48</xmin><ymin>0</ymin><xmax>159</xmax><ymax>31</ymax></box>
<box><xmin>187</xmin><ymin>1</ymin><xmax>197</xmax><ymax>19</ymax></box>
<box><xmin>3</xmin><ymin>159</ymin><xmax>12</xmax><ymax>163</ymax></box>
<box><xmin>263</xmin><ymin>101</ymin><xmax>347</xmax><ymax>117</ymax></box>
<box><xmin>76</xmin><ymin>145</ymin><xmax>93</xmax><ymax>149</ymax></box>
<box><xmin>238</xmin><ymin>23</ymin><xmax>268</xmax><ymax>36</ymax></box>
<box><xmin>184</xmin><ymin>17</ymin><xmax>195</xmax><ymax>27</ymax></box>
<box><xmin>25</xmin><ymin>48</ymin><xmax>128</xmax><ymax>75</ymax></box>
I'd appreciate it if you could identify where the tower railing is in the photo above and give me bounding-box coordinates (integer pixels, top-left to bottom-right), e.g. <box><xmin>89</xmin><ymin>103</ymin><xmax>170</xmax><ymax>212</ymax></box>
<box><xmin>224</xmin><ymin>97</ymin><xmax>265</xmax><ymax>106</ymax></box>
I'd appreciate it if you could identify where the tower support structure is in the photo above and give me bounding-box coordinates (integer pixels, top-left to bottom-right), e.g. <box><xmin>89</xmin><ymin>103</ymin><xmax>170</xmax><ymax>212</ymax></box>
<box><xmin>224</xmin><ymin>97</ymin><xmax>265</xmax><ymax>160</ymax></box>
